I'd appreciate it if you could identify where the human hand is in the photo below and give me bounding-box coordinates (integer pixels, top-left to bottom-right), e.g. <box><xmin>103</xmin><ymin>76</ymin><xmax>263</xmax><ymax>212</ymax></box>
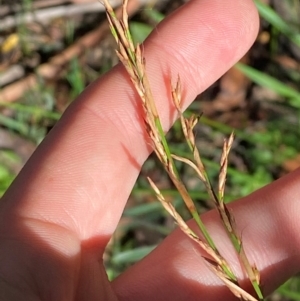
<box><xmin>1</xmin><ymin>0</ymin><xmax>299</xmax><ymax>300</ymax></box>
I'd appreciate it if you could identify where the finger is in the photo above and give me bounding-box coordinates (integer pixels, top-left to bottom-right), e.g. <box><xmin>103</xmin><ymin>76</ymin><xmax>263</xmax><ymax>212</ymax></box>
<box><xmin>112</xmin><ymin>168</ymin><xmax>300</xmax><ymax>301</ymax></box>
<box><xmin>1</xmin><ymin>0</ymin><xmax>259</xmax><ymax>250</ymax></box>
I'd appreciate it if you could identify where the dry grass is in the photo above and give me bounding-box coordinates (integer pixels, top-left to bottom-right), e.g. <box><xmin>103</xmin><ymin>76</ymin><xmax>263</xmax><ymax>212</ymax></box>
<box><xmin>102</xmin><ymin>0</ymin><xmax>264</xmax><ymax>300</ymax></box>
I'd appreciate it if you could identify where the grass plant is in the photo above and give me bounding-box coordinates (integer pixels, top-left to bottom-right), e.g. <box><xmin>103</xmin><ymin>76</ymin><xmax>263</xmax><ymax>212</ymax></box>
<box><xmin>102</xmin><ymin>0</ymin><xmax>264</xmax><ymax>300</ymax></box>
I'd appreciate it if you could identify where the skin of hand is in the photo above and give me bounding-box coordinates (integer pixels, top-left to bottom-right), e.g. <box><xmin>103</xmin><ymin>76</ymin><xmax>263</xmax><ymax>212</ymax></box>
<box><xmin>0</xmin><ymin>0</ymin><xmax>300</xmax><ymax>300</ymax></box>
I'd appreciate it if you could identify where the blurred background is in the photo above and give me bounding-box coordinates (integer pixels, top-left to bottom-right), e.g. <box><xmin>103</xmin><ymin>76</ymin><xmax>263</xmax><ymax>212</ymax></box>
<box><xmin>0</xmin><ymin>0</ymin><xmax>299</xmax><ymax>299</ymax></box>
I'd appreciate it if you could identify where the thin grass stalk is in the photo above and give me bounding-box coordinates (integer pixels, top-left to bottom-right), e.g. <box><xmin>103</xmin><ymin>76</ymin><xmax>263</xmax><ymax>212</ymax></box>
<box><xmin>172</xmin><ymin>84</ymin><xmax>219</xmax><ymax>204</ymax></box>
<box><xmin>102</xmin><ymin>1</ymin><xmax>263</xmax><ymax>299</ymax></box>
<box><xmin>148</xmin><ymin>177</ymin><xmax>237</xmax><ymax>284</ymax></box>
<box><xmin>103</xmin><ymin>0</ymin><xmax>237</xmax><ymax>286</ymax></box>
<box><xmin>173</xmin><ymin>80</ymin><xmax>263</xmax><ymax>299</ymax></box>
<box><xmin>218</xmin><ymin>135</ymin><xmax>263</xmax><ymax>300</ymax></box>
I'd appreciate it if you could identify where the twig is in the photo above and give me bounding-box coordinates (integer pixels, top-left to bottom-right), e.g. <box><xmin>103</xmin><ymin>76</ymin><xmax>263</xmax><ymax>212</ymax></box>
<box><xmin>0</xmin><ymin>65</ymin><xmax>25</xmax><ymax>87</ymax></box>
<box><xmin>1</xmin><ymin>3</ymin><xmax>106</xmax><ymax>31</ymax></box>
<box><xmin>0</xmin><ymin>0</ymin><xmax>70</xmax><ymax>17</ymax></box>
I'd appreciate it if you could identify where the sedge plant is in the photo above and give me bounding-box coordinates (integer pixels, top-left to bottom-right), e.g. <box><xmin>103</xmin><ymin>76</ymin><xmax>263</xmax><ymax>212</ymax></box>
<box><xmin>102</xmin><ymin>1</ymin><xmax>264</xmax><ymax>300</ymax></box>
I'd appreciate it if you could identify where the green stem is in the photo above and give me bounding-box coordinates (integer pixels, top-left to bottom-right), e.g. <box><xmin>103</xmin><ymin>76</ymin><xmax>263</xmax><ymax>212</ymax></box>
<box><xmin>253</xmin><ymin>281</ymin><xmax>264</xmax><ymax>301</ymax></box>
<box><xmin>154</xmin><ymin>117</ymin><xmax>173</xmax><ymax>165</ymax></box>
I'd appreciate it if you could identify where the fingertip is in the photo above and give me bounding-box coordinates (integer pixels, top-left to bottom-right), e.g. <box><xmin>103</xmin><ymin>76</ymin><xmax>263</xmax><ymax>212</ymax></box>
<box><xmin>143</xmin><ymin>0</ymin><xmax>259</xmax><ymax>102</ymax></box>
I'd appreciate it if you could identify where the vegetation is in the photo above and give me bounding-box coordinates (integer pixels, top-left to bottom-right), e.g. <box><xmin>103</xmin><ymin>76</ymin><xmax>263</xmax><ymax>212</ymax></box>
<box><xmin>0</xmin><ymin>0</ymin><xmax>300</xmax><ymax>299</ymax></box>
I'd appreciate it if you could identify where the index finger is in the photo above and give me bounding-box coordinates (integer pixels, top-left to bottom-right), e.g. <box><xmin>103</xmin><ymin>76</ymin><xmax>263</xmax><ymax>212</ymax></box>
<box><xmin>1</xmin><ymin>0</ymin><xmax>259</xmax><ymax>251</ymax></box>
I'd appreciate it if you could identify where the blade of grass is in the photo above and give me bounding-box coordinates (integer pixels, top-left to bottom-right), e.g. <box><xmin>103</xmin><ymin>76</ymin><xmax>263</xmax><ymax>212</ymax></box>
<box><xmin>254</xmin><ymin>0</ymin><xmax>300</xmax><ymax>48</ymax></box>
<box><xmin>236</xmin><ymin>63</ymin><xmax>300</xmax><ymax>108</ymax></box>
